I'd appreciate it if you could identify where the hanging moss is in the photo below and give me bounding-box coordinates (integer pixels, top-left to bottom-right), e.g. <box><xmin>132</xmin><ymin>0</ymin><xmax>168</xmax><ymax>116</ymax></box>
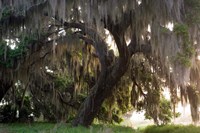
<box><xmin>145</xmin><ymin>97</ymin><xmax>181</xmax><ymax>125</ymax></box>
<box><xmin>185</xmin><ymin>0</ymin><xmax>200</xmax><ymax>25</ymax></box>
<box><xmin>173</xmin><ymin>24</ymin><xmax>195</xmax><ymax>67</ymax></box>
<box><xmin>0</xmin><ymin>0</ymin><xmax>199</xmax><ymax>125</ymax></box>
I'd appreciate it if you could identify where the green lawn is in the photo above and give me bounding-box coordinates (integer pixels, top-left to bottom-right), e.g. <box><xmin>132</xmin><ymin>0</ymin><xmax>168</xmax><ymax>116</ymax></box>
<box><xmin>0</xmin><ymin>123</ymin><xmax>200</xmax><ymax>133</ymax></box>
<box><xmin>0</xmin><ymin>123</ymin><xmax>135</xmax><ymax>133</ymax></box>
<box><xmin>143</xmin><ymin>125</ymin><xmax>200</xmax><ymax>133</ymax></box>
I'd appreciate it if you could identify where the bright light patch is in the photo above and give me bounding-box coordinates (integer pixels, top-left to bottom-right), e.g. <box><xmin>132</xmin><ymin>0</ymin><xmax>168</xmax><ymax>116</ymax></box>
<box><xmin>126</xmin><ymin>39</ymin><xmax>131</xmax><ymax>45</ymax></box>
<box><xmin>137</xmin><ymin>0</ymin><xmax>142</xmax><ymax>5</ymax></box>
<box><xmin>147</xmin><ymin>24</ymin><xmax>151</xmax><ymax>32</ymax></box>
<box><xmin>194</xmin><ymin>41</ymin><xmax>197</xmax><ymax>45</ymax></box>
<box><xmin>197</xmin><ymin>55</ymin><xmax>200</xmax><ymax>60</ymax></box>
<box><xmin>128</xmin><ymin>88</ymin><xmax>193</xmax><ymax>128</ymax></box>
<box><xmin>105</xmin><ymin>29</ymin><xmax>118</xmax><ymax>55</ymax></box>
<box><xmin>5</xmin><ymin>39</ymin><xmax>17</xmax><ymax>49</ymax></box>
<box><xmin>163</xmin><ymin>88</ymin><xmax>170</xmax><ymax>100</ymax></box>
<box><xmin>166</xmin><ymin>22</ymin><xmax>174</xmax><ymax>31</ymax></box>
<box><xmin>45</xmin><ymin>66</ymin><xmax>54</xmax><ymax>73</ymax></box>
<box><xmin>58</xmin><ymin>29</ymin><xmax>66</xmax><ymax>36</ymax></box>
<box><xmin>170</xmin><ymin>67</ymin><xmax>173</xmax><ymax>73</ymax></box>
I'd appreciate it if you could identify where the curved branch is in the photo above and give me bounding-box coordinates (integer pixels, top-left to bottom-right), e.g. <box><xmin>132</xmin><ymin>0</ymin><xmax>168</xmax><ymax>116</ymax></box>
<box><xmin>75</xmin><ymin>33</ymin><xmax>94</xmax><ymax>45</ymax></box>
<box><xmin>64</xmin><ymin>22</ymin><xmax>108</xmax><ymax>68</ymax></box>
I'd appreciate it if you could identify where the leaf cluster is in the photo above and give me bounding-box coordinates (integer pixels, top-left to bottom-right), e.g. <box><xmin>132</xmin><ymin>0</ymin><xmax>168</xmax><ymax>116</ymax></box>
<box><xmin>174</xmin><ymin>24</ymin><xmax>195</xmax><ymax>67</ymax></box>
<box><xmin>0</xmin><ymin>35</ymin><xmax>36</xmax><ymax>68</ymax></box>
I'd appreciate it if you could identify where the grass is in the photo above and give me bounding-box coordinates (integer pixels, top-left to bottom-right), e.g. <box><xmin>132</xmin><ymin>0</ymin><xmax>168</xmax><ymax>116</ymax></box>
<box><xmin>0</xmin><ymin>123</ymin><xmax>200</xmax><ymax>133</ymax></box>
<box><xmin>143</xmin><ymin>125</ymin><xmax>200</xmax><ymax>133</ymax></box>
<box><xmin>0</xmin><ymin>123</ymin><xmax>136</xmax><ymax>133</ymax></box>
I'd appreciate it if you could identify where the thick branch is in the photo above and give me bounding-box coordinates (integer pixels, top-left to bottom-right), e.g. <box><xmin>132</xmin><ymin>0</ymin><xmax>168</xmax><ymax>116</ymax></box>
<box><xmin>64</xmin><ymin>22</ymin><xmax>108</xmax><ymax>68</ymax></box>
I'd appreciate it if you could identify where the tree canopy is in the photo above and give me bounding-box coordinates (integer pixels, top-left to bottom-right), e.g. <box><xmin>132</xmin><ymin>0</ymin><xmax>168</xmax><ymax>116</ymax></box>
<box><xmin>0</xmin><ymin>0</ymin><xmax>200</xmax><ymax>126</ymax></box>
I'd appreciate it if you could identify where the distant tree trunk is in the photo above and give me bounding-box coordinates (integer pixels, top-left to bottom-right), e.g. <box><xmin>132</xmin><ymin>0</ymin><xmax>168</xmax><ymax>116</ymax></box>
<box><xmin>187</xmin><ymin>86</ymin><xmax>199</xmax><ymax>123</ymax></box>
<box><xmin>0</xmin><ymin>80</ymin><xmax>12</xmax><ymax>101</ymax></box>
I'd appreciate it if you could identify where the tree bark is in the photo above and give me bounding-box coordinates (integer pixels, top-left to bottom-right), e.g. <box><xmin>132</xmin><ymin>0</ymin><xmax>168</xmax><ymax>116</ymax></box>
<box><xmin>72</xmin><ymin>57</ymin><xmax>130</xmax><ymax>126</ymax></box>
<box><xmin>71</xmin><ymin>21</ymin><xmax>131</xmax><ymax>126</ymax></box>
<box><xmin>0</xmin><ymin>80</ymin><xmax>12</xmax><ymax>101</ymax></box>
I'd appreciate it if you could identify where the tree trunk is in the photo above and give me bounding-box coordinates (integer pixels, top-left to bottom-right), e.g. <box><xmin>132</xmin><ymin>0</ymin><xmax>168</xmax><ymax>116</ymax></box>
<box><xmin>68</xmin><ymin>17</ymin><xmax>132</xmax><ymax>126</ymax></box>
<box><xmin>72</xmin><ymin>36</ymin><xmax>130</xmax><ymax>126</ymax></box>
<box><xmin>72</xmin><ymin>64</ymin><xmax>129</xmax><ymax>126</ymax></box>
<box><xmin>0</xmin><ymin>80</ymin><xmax>12</xmax><ymax>101</ymax></box>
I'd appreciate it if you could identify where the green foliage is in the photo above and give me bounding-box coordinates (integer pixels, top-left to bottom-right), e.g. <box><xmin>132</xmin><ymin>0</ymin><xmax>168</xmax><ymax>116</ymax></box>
<box><xmin>130</xmin><ymin>55</ymin><xmax>170</xmax><ymax>125</ymax></box>
<box><xmin>0</xmin><ymin>35</ymin><xmax>36</xmax><ymax>68</ymax></box>
<box><xmin>54</xmin><ymin>75</ymin><xmax>74</xmax><ymax>90</ymax></box>
<box><xmin>174</xmin><ymin>24</ymin><xmax>188</xmax><ymax>36</ymax></box>
<box><xmin>0</xmin><ymin>104</ymin><xmax>17</xmax><ymax>123</ymax></box>
<box><xmin>161</xmin><ymin>27</ymin><xmax>171</xmax><ymax>33</ymax></box>
<box><xmin>0</xmin><ymin>82</ymin><xmax>35</xmax><ymax>123</ymax></box>
<box><xmin>173</xmin><ymin>24</ymin><xmax>195</xmax><ymax>67</ymax></box>
<box><xmin>0</xmin><ymin>96</ymin><xmax>33</xmax><ymax>123</ymax></box>
<box><xmin>157</xmin><ymin>99</ymin><xmax>173</xmax><ymax>125</ymax></box>
<box><xmin>175</xmin><ymin>53</ymin><xmax>191</xmax><ymax>67</ymax></box>
<box><xmin>145</xmin><ymin>98</ymin><xmax>180</xmax><ymax>125</ymax></box>
<box><xmin>0</xmin><ymin>6</ymin><xmax>13</xmax><ymax>20</ymax></box>
<box><xmin>96</xmin><ymin>76</ymin><xmax>133</xmax><ymax>124</ymax></box>
<box><xmin>97</xmin><ymin>103</ymin><xmax>124</xmax><ymax>124</ymax></box>
<box><xmin>53</xmin><ymin>73</ymin><xmax>132</xmax><ymax>124</ymax></box>
<box><xmin>18</xmin><ymin>96</ymin><xmax>33</xmax><ymax>122</ymax></box>
<box><xmin>30</xmin><ymin>73</ymin><xmax>79</xmax><ymax>123</ymax></box>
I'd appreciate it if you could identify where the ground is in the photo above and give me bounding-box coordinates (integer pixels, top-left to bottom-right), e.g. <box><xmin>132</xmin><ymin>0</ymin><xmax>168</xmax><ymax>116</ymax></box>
<box><xmin>0</xmin><ymin>123</ymin><xmax>135</xmax><ymax>133</ymax></box>
<box><xmin>0</xmin><ymin>123</ymin><xmax>200</xmax><ymax>133</ymax></box>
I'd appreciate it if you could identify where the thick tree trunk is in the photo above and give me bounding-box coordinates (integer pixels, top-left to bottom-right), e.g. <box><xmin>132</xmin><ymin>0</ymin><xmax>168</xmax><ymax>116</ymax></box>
<box><xmin>72</xmin><ymin>62</ymin><xmax>129</xmax><ymax>126</ymax></box>
<box><xmin>72</xmin><ymin>32</ymin><xmax>130</xmax><ymax>126</ymax></box>
<box><xmin>0</xmin><ymin>80</ymin><xmax>12</xmax><ymax>102</ymax></box>
<box><xmin>67</xmin><ymin>18</ymin><xmax>132</xmax><ymax>126</ymax></box>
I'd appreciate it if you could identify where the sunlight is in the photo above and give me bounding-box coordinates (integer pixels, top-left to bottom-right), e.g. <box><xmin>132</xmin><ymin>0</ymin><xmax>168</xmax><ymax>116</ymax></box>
<box><xmin>166</xmin><ymin>22</ymin><xmax>174</xmax><ymax>31</ymax></box>
<box><xmin>137</xmin><ymin>0</ymin><xmax>142</xmax><ymax>5</ymax></box>
<box><xmin>127</xmin><ymin>88</ymin><xmax>193</xmax><ymax>128</ymax></box>
<box><xmin>45</xmin><ymin>66</ymin><xmax>54</xmax><ymax>73</ymax></box>
<box><xmin>5</xmin><ymin>39</ymin><xmax>17</xmax><ymax>49</ymax></box>
<box><xmin>105</xmin><ymin>29</ymin><xmax>118</xmax><ymax>56</ymax></box>
<box><xmin>197</xmin><ymin>55</ymin><xmax>200</xmax><ymax>60</ymax></box>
